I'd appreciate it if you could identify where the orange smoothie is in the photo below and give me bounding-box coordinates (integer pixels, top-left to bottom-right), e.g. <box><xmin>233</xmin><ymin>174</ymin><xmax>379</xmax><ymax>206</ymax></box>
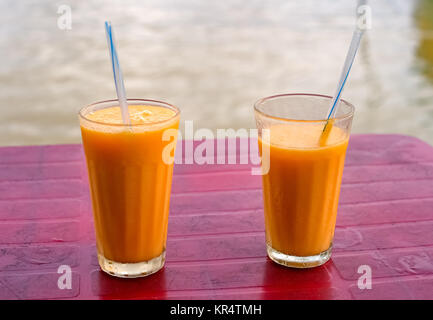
<box><xmin>258</xmin><ymin>123</ymin><xmax>348</xmax><ymax>257</ymax></box>
<box><xmin>80</xmin><ymin>104</ymin><xmax>179</xmax><ymax>264</ymax></box>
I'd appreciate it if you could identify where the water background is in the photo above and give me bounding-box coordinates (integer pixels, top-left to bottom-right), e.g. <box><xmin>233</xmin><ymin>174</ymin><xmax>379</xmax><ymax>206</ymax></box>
<box><xmin>1</xmin><ymin>0</ymin><xmax>433</xmax><ymax>146</ymax></box>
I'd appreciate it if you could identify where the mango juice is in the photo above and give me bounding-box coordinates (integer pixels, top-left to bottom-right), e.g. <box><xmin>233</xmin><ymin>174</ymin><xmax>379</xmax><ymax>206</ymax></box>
<box><xmin>258</xmin><ymin>123</ymin><xmax>348</xmax><ymax>257</ymax></box>
<box><xmin>80</xmin><ymin>103</ymin><xmax>179</xmax><ymax>267</ymax></box>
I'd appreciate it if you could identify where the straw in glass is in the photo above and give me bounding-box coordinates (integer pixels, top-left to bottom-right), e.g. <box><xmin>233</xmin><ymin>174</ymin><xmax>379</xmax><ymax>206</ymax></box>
<box><xmin>325</xmin><ymin>29</ymin><xmax>363</xmax><ymax>122</ymax></box>
<box><xmin>320</xmin><ymin>4</ymin><xmax>365</xmax><ymax>144</ymax></box>
<box><xmin>104</xmin><ymin>21</ymin><xmax>131</xmax><ymax>125</ymax></box>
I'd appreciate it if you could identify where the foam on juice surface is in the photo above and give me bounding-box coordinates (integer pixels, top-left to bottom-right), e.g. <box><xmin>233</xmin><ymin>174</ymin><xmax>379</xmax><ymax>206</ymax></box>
<box><xmin>86</xmin><ymin>105</ymin><xmax>176</xmax><ymax>125</ymax></box>
<box><xmin>264</xmin><ymin>123</ymin><xmax>347</xmax><ymax>149</ymax></box>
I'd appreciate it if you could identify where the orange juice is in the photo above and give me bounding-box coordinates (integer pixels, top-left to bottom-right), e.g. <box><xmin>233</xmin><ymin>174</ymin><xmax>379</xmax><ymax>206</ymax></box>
<box><xmin>80</xmin><ymin>101</ymin><xmax>179</xmax><ymax>277</ymax></box>
<box><xmin>259</xmin><ymin>123</ymin><xmax>348</xmax><ymax>258</ymax></box>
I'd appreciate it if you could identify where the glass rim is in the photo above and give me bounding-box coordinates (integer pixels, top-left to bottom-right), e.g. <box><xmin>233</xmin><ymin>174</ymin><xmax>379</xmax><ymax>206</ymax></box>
<box><xmin>253</xmin><ymin>93</ymin><xmax>355</xmax><ymax>123</ymax></box>
<box><xmin>79</xmin><ymin>98</ymin><xmax>180</xmax><ymax>127</ymax></box>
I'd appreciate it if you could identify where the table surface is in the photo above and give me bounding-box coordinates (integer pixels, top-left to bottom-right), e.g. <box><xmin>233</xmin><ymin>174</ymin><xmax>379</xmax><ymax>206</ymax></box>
<box><xmin>0</xmin><ymin>134</ymin><xmax>433</xmax><ymax>300</ymax></box>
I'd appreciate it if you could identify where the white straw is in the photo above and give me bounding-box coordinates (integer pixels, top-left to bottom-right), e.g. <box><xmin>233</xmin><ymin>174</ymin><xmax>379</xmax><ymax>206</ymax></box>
<box><xmin>105</xmin><ymin>21</ymin><xmax>131</xmax><ymax>125</ymax></box>
<box><xmin>326</xmin><ymin>1</ymin><xmax>366</xmax><ymax>120</ymax></box>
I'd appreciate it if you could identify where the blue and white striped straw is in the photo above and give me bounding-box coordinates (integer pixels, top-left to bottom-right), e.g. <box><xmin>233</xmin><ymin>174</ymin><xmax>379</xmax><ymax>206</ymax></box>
<box><xmin>325</xmin><ymin>0</ymin><xmax>367</xmax><ymax>120</ymax></box>
<box><xmin>105</xmin><ymin>21</ymin><xmax>131</xmax><ymax>125</ymax></box>
<box><xmin>326</xmin><ymin>30</ymin><xmax>363</xmax><ymax>120</ymax></box>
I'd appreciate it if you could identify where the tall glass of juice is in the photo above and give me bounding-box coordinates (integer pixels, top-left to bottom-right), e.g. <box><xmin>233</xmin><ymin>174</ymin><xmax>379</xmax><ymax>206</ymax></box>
<box><xmin>79</xmin><ymin>99</ymin><xmax>180</xmax><ymax>277</ymax></box>
<box><xmin>254</xmin><ymin>93</ymin><xmax>354</xmax><ymax>268</ymax></box>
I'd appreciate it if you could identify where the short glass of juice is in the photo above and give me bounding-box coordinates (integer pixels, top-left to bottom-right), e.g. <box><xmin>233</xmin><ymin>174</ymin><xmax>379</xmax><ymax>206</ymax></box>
<box><xmin>254</xmin><ymin>93</ymin><xmax>354</xmax><ymax>268</ymax></box>
<box><xmin>79</xmin><ymin>99</ymin><xmax>180</xmax><ymax>277</ymax></box>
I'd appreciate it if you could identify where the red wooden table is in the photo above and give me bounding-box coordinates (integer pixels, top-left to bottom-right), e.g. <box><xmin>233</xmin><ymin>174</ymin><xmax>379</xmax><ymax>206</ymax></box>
<box><xmin>0</xmin><ymin>134</ymin><xmax>433</xmax><ymax>300</ymax></box>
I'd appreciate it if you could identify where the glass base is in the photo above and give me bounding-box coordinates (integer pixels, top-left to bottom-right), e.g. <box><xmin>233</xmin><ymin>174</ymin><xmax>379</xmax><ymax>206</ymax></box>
<box><xmin>267</xmin><ymin>244</ymin><xmax>332</xmax><ymax>268</ymax></box>
<box><xmin>98</xmin><ymin>250</ymin><xmax>166</xmax><ymax>278</ymax></box>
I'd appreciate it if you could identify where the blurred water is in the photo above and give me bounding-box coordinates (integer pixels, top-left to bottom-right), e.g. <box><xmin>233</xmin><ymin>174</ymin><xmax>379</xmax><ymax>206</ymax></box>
<box><xmin>0</xmin><ymin>0</ymin><xmax>432</xmax><ymax>146</ymax></box>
